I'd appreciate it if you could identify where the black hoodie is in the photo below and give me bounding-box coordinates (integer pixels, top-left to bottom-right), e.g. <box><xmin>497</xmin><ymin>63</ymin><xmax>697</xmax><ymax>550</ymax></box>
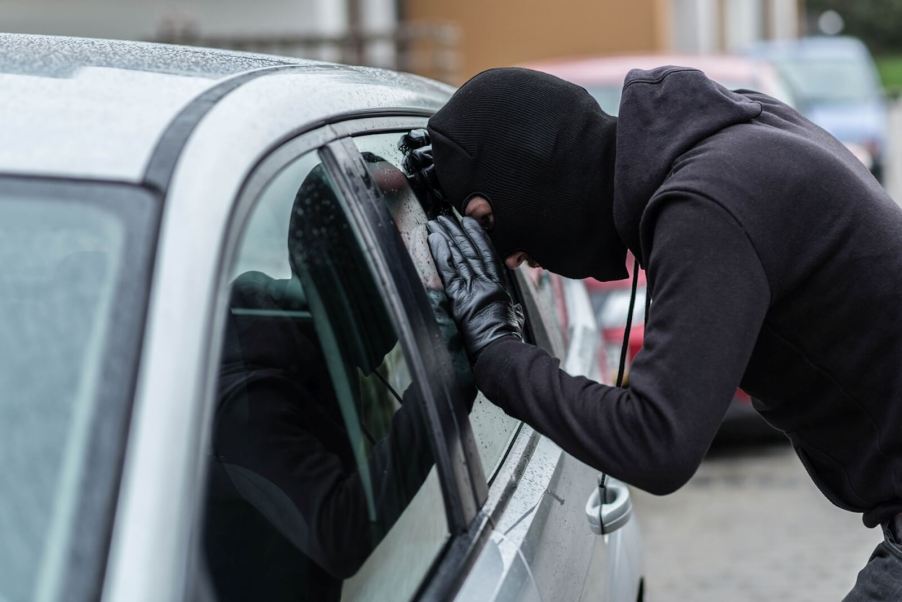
<box><xmin>474</xmin><ymin>66</ymin><xmax>902</xmax><ymax>527</ymax></box>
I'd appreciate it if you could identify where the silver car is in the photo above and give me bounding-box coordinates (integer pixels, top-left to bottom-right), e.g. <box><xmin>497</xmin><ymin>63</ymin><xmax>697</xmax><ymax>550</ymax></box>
<box><xmin>0</xmin><ymin>34</ymin><xmax>643</xmax><ymax>602</ymax></box>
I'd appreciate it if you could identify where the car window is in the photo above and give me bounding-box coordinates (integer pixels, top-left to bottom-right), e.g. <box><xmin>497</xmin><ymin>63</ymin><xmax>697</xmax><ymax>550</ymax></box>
<box><xmin>201</xmin><ymin>149</ymin><xmax>448</xmax><ymax>602</ymax></box>
<box><xmin>516</xmin><ymin>266</ymin><xmax>567</xmax><ymax>358</ymax></box>
<box><xmin>0</xmin><ymin>185</ymin><xmax>154</xmax><ymax>602</ymax></box>
<box><xmin>352</xmin><ymin>132</ymin><xmax>521</xmax><ymax>480</ymax></box>
<box><xmin>773</xmin><ymin>55</ymin><xmax>880</xmax><ymax>103</ymax></box>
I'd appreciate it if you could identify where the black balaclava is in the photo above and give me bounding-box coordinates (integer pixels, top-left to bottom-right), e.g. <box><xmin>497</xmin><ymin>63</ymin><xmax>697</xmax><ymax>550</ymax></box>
<box><xmin>427</xmin><ymin>67</ymin><xmax>628</xmax><ymax>281</ymax></box>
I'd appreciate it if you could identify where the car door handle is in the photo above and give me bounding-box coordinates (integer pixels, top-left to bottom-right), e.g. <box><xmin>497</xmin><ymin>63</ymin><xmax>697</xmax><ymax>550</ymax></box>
<box><xmin>585</xmin><ymin>478</ymin><xmax>632</xmax><ymax>535</ymax></box>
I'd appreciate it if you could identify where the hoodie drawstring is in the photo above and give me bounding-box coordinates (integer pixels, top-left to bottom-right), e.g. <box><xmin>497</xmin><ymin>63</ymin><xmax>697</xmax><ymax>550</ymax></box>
<box><xmin>616</xmin><ymin>257</ymin><xmax>641</xmax><ymax>388</ymax></box>
<box><xmin>599</xmin><ymin>257</ymin><xmax>641</xmax><ymax>531</ymax></box>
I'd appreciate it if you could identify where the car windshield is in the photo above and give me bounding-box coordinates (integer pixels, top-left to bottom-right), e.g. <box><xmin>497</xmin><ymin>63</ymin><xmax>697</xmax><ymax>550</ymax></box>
<box><xmin>773</xmin><ymin>57</ymin><xmax>878</xmax><ymax>104</ymax></box>
<box><xmin>0</xmin><ymin>182</ymin><xmax>155</xmax><ymax>601</ymax></box>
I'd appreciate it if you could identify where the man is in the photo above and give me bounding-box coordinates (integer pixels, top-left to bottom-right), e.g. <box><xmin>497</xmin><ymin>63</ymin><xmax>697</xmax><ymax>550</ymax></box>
<box><xmin>407</xmin><ymin>67</ymin><xmax>902</xmax><ymax>600</ymax></box>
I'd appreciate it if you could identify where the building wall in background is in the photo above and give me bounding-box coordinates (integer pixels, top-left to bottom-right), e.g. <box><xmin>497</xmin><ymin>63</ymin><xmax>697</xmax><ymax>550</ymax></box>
<box><xmin>405</xmin><ymin>0</ymin><xmax>801</xmax><ymax>82</ymax></box>
<box><xmin>404</xmin><ymin>0</ymin><xmax>672</xmax><ymax>83</ymax></box>
<box><xmin>1</xmin><ymin>0</ymin><xmax>802</xmax><ymax>83</ymax></box>
<box><xmin>671</xmin><ymin>0</ymin><xmax>800</xmax><ymax>53</ymax></box>
<box><xmin>0</xmin><ymin>0</ymin><xmax>337</xmax><ymax>40</ymax></box>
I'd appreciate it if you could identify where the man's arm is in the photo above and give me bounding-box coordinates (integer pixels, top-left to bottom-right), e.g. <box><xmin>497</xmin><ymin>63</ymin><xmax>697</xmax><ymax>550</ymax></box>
<box><xmin>456</xmin><ymin>197</ymin><xmax>770</xmax><ymax>493</ymax></box>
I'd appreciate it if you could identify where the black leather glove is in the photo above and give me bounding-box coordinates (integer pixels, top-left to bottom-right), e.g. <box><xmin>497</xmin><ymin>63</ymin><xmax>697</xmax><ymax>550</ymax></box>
<box><xmin>426</xmin><ymin>215</ymin><xmax>525</xmax><ymax>360</ymax></box>
<box><xmin>399</xmin><ymin>129</ymin><xmax>446</xmax><ymax>216</ymax></box>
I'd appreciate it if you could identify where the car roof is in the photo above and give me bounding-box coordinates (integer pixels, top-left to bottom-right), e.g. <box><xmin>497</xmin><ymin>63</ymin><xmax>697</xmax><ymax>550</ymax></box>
<box><xmin>0</xmin><ymin>34</ymin><xmax>450</xmax><ymax>182</ymax></box>
<box><xmin>525</xmin><ymin>54</ymin><xmax>773</xmax><ymax>85</ymax></box>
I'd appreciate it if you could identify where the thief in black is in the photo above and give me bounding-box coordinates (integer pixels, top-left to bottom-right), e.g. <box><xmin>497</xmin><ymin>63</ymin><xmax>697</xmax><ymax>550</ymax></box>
<box><xmin>420</xmin><ymin>66</ymin><xmax>902</xmax><ymax>600</ymax></box>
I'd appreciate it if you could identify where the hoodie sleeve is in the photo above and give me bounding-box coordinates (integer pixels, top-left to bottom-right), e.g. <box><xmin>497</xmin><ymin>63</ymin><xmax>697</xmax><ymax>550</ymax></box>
<box><xmin>473</xmin><ymin>195</ymin><xmax>770</xmax><ymax>494</ymax></box>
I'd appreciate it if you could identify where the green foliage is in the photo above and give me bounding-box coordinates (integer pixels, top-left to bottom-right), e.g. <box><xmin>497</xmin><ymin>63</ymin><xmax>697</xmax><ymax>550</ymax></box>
<box><xmin>876</xmin><ymin>55</ymin><xmax>902</xmax><ymax>94</ymax></box>
<box><xmin>807</xmin><ymin>0</ymin><xmax>902</xmax><ymax>52</ymax></box>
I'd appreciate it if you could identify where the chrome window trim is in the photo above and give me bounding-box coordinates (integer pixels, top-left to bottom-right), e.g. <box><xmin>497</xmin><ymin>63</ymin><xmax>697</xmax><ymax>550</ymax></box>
<box><xmin>322</xmin><ymin>137</ymin><xmax>482</xmax><ymax>528</ymax></box>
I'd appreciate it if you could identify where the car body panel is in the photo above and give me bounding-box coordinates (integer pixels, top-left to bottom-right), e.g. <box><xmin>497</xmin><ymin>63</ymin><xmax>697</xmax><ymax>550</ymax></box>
<box><xmin>0</xmin><ymin>34</ymin><xmax>296</xmax><ymax>180</ymax></box>
<box><xmin>0</xmin><ymin>33</ymin><xmax>451</xmax><ymax>182</ymax></box>
<box><xmin>458</xmin><ymin>275</ymin><xmax>642</xmax><ymax>602</ymax></box>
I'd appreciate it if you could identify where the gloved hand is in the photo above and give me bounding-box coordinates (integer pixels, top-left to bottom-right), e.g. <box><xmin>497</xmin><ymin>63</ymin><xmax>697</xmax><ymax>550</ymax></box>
<box><xmin>399</xmin><ymin>129</ymin><xmax>446</xmax><ymax>215</ymax></box>
<box><xmin>426</xmin><ymin>215</ymin><xmax>525</xmax><ymax>360</ymax></box>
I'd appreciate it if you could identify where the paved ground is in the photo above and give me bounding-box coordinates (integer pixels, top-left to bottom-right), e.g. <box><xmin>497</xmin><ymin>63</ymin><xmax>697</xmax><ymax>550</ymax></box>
<box><xmin>632</xmin><ymin>441</ymin><xmax>883</xmax><ymax>601</ymax></box>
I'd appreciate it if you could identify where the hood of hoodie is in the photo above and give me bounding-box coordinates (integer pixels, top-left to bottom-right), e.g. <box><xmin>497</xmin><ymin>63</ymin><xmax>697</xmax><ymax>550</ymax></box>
<box><xmin>613</xmin><ymin>67</ymin><xmax>763</xmax><ymax>263</ymax></box>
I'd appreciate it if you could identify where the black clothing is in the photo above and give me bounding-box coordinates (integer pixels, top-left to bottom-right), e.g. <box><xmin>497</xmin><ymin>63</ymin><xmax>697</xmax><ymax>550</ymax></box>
<box><xmin>845</xmin><ymin>514</ymin><xmax>902</xmax><ymax>600</ymax></box>
<box><xmin>427</xmin><ymin>68</ymin><xmax>628</xmax><ymax>281</ymax></box>
<box><xmin>204</xmin><ymin>272</ymin><xmax>435</xmax><ymax>601</ymax></box>
<box><xmin>474</xmin><ymin>66</ymin><xmax>902</xmax><ymax>527</ymax></box>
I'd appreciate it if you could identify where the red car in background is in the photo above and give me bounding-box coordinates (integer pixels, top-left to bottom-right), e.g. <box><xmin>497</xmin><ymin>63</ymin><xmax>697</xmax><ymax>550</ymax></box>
<box><xmin>585</xmin><ymin>262</ymin><xmax>777</xmax><ymax>442</ymax></box>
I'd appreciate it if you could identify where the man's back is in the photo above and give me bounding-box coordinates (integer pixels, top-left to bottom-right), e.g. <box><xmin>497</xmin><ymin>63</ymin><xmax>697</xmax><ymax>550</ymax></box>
<box><xmin>634</xmin><ymin>78</ymin><xmax>902</xmax><ymax>526</ymax></box>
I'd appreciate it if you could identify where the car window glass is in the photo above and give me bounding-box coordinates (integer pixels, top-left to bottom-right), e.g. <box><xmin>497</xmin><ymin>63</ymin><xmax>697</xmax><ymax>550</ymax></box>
<box><xmin>517</xmin><ymin>266</ymin><xmax>567</xmax><ymax>358</ymax></box>
<box><xmin>352</xmin><ymin>133</ymin><xmax>521</xmax><ymax>480</ymax></box>
<box><xmin>201</xmin><ymin>150</ymin><xmax>447</xmax><ymax>602</ymax></box>
<box><xmin>0</xmin><ymin>191</ymin><xmax>151</xmax><ymax>602</ymax></box>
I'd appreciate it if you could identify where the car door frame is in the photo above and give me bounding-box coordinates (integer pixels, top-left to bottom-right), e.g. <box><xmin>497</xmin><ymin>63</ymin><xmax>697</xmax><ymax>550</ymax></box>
<box><xmin>188</xmin><ymin>114</ymin><xmax>497</xmax><ymax>597</ymax></box>
<box><xmin>322</xmin><ymin>119</ymin><xmax>571</xmax><ymax>600</ymax></box>
<box><xmin>202</xmin><ymin>112</ymin><xmax>643</xmax><ymax>602</ymax></box>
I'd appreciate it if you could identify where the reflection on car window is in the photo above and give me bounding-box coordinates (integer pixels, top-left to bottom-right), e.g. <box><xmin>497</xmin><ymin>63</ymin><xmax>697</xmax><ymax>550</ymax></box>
<box><xmin>201</xmin><ymin>151</ymin><xmax>448</xmax><ymax>602</ymax></box>
<box><xmin>353</xmin><ymin>132</ymin><xmax>521</xmax><ymax>480</ymax></box>
<box><xmin>518</xmin><ymin>266</ymin><xmax>567</xmax><ymax>356</ymax></box>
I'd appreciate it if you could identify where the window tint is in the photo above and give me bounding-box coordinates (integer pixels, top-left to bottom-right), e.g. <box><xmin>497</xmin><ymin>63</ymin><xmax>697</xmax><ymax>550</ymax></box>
<box><xmin>0</xmin><ymin>187</ymin><xmax>154</xmax><ymax>602</ymax></box>
<box><xmin>353</xmin><ymin>133</ymin><xmax>521</xmax><ymax>480</ymax></box>
<box><xmin>202</xmin><ymin>150</ymin><xmax>447</xmax><ymax>602</ymax></box>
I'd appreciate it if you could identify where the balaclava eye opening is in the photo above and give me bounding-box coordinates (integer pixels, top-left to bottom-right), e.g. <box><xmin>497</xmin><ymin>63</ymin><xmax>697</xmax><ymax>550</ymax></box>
<box><xmin>427</xmin><ymin>67</ymin><xmax>628</xmax><ymax>281</ymax></box>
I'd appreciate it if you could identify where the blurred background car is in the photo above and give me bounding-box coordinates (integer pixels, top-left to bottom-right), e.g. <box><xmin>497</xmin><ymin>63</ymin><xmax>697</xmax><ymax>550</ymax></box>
<box><xmin>744</xmin><ymin>36</ymin><xmax>889</xmax><ymax>181</ymax></box>
<box><xmin>525</xmin><ymin>53</ymin><xmax>799</xmax><ymax>115</ymax></box>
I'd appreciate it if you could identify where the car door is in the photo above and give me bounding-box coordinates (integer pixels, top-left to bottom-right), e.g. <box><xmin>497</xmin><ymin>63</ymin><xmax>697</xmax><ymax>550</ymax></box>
<box><xmin>188</xmin><ymin>125</ymin><xmax>490</xmax><ymax>601</ymax></box>
<box><xmin>518</xmin><ymin>268</ymin><xmax>643</xmax><ymax>602</ymax></box>
<box><xmin>183</xmin><ymin>111</ymin><xmax>640</xmax><ymax>602</ymax></box>
<box><xmin>339</xmin><ymin>126</ymin><xmax>642</xmax><ymax>601</ymax></box>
